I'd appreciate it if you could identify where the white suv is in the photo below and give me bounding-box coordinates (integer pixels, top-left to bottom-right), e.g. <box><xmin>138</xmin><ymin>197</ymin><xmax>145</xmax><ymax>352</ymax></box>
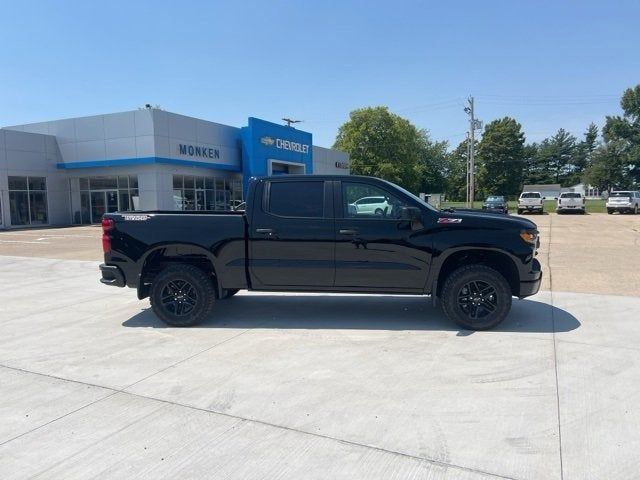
<box><xmin>557</xmin><ymin>192</ymin><xmax>585</xmax><ymax>214</ymax></box>
<box><xmin>517</xmin><ymin>192</ymin><xmax>544</xmax><ymax>214</ymax></box>
<box><xmin>351</xmin><ymin>196</ymin><xmax>391</xmax><ymax>216</ymax></box>
<box><xmin>606</xmin><ymin>191</ymin><xmax>640</xmax><ymax>214</ymax></box>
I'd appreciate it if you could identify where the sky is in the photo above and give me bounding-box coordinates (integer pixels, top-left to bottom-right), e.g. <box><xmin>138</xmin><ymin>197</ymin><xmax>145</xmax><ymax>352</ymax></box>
<box><xmin>0</xmin><ymin>0</ymin><xmax>638</xmax><ymax>149</ymax></box>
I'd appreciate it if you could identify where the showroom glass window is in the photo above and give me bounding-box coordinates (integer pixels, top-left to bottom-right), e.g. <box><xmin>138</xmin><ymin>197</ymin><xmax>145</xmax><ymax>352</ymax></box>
<box><xmin>172</xmin><ymin>175</ymin><xmax>242</xmax><ymax>211</ymax></box>
<box><xmin>77</xmin><ymin>176</ymin><xmax>139</xmax><ymax>224</ymax></box>
<box><xmin>8</xmin><ymin>176</ymin><xmax>48</xmax><ymax>226</ymax></box>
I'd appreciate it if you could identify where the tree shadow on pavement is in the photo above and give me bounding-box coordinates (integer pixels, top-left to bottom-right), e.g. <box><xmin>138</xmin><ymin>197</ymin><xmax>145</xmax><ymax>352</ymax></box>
<box><xmin>122</xmin><ymin>294</ymin><xmax>580</xmax><ymax>334</ymax></box>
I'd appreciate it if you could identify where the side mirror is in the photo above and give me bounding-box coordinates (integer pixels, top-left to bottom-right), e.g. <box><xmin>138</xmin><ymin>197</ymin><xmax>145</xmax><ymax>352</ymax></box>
<box><xmin>400</xmin><ymin>207</ymin><xmax>422</xmax><ymax>229</ymax></box>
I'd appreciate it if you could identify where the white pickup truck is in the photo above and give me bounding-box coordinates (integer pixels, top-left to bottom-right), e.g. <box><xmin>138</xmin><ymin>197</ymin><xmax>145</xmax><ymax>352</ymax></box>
<box><xmin>517</xmin><ymin>192</ymin><xmax>544</xmax><ymax>215</ymax></box>
<box><xmin>557</xmin><ymin>192</ymin><xmax>586</xmax><ymax>214</ymax></box>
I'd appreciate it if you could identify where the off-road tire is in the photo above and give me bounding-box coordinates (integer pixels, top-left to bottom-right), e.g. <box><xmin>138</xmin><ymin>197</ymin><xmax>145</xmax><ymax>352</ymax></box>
<box><xmin>150</xmin><ymin>264</ymin><xmax>216</xmax><ymax>327</ymax></box>
<box><xmin>441</xmin><ymin>265</ymin><xmax>512</xmax><ymax>331</ymax></box>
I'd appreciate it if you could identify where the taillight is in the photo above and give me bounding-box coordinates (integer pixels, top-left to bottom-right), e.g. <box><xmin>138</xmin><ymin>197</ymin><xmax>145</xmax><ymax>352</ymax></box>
<box><xmin>101</xmin><ymin>217</ymin><xmax>114</xmax><ymax>253</ymax></box>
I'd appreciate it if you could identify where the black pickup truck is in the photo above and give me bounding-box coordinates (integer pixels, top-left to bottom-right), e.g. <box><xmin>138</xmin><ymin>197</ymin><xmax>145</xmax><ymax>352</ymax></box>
<box><xmin>100</xmin><ymin>175</ymin><xmax>541</xmax><ymax>330</ymax></box>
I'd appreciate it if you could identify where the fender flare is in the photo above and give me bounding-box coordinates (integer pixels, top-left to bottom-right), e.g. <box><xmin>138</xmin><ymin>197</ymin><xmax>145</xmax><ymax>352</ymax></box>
<box><xmin>137</xmin><ymin>242</ymin><xmax>223</xmax><ymax>299</ymax></box>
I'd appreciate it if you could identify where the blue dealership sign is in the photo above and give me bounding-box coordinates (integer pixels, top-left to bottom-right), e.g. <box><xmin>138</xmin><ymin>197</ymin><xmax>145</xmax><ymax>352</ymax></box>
<box><xmin>240</xmin><ymin>117</ymin><xmax>313</xmax><ymax>193</ymax></box>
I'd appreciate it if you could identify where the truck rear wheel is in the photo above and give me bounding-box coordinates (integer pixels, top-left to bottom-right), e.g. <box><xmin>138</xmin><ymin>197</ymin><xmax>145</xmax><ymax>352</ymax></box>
<box><xmin>150</xmin><ymin>264</ymin><xmax>216</xmax><ymax>327</ymax></box>
<box><xmin>441</xmin><ymin>265</ymin><xmax>512</xmax><ymax>330</ymax></box>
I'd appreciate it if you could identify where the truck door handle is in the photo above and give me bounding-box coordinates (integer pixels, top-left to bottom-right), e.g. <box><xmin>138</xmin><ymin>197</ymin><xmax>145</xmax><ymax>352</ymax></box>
<box><xmin>256</xmin><ymin>228</ymin><xmax>275</xmax><ymax>234</ymax></box>
<box><xmin>339</xmin><ymin>229</ymin><xmax>359</xmax><ymax>235</ymax></box>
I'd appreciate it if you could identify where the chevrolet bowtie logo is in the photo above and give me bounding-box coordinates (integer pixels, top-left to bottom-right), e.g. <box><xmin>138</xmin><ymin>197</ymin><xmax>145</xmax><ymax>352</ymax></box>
<box><xmin>260</xmin><ymin>136</ymin><xmax>275</xmax><ymax>146</ymax></box>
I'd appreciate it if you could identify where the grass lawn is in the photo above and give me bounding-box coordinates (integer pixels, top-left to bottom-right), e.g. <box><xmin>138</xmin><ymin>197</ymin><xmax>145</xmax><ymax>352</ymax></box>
<box><xmin>439</xmin><ymin>199</ymin><xmax>606</xmax><ymax>214</ymax></box>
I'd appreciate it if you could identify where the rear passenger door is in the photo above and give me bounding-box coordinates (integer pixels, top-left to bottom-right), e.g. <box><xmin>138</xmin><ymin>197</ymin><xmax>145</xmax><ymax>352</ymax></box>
<box><xmin>249</xmin><ymin>179</ymin><xmax>335</xmax><ymax>288</ymax></box>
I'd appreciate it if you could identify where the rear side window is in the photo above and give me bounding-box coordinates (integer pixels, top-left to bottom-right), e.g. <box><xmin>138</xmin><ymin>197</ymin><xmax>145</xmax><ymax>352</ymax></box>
<box><xmin>268</xmin><ymin>181</ymin><xmax>324</xmax><ymax>218</ymax></box>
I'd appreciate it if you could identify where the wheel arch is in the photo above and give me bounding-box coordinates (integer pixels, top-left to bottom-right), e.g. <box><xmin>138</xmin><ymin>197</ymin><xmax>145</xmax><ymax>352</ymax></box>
<box><xmin>137</xmin><ymin>243</ymin><xmax>222</xmax><ymax>300</ymax></box>
<box><xmin>432</xmin><ymin>248</ymin><xmax>520</xmax><ymax>298</ymax></box>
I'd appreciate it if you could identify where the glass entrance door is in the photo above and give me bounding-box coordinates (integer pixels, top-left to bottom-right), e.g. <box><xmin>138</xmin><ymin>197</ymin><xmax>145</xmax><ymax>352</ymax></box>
<box><xmin>90</xmin><ymin>190</ymin><xmax>119</xmax><ymax>223</ymax></box>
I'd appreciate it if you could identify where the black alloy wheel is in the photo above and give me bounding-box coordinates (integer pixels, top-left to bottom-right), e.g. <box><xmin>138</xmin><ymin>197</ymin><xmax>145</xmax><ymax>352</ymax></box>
<box><xmin>150</xmin><ymin>264</ymin><xmax>216</xmax><ymax>326</ymax></box>
<box><xmin>160</xmin><ymin>279</ymin><xmax>198</xmax><ymax>316</ymax></box>
<box><xmin>441</xmin><ymin>265</ymin><xmax>512</xmax><ymax>330</ymax></box>
<box><xmin>456</xmin><ymin>280</ymin><xmax>498</xmax><ymax>322</ymax></box>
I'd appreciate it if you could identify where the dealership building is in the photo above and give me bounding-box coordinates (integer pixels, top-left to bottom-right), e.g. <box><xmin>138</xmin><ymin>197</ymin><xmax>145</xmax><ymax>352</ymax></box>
<box><xmin>0</xmin><ymin>109</ymin><xmax>349</xmax><ymax>228</ymax></box>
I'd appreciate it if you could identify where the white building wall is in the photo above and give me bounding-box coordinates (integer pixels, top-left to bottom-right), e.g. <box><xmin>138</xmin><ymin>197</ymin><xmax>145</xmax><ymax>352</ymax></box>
<box><xmin>0</xmin><ymin>129</ymin><xmax>68</xmax><ymax>227</ymax></box>
<box><xmin>312</xmin><ymin>146</ymin><xmax>349</xmax><ymax>175</ymax></box>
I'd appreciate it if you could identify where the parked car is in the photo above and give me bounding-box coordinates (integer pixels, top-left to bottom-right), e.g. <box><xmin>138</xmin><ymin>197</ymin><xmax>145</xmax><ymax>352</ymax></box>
<box><xmin>556</xmin><ymin>192</ymin><xmax>585</xmax><ymax>214</ymax></box>
<box><xmin>350</xmin><ymin>196</ymin><xmax>392</xmax><ymax>216</ymax></box>
<box><xmin>606</xmin><ymin>191</ymin><xmax>640</xmax><ymax>214</ymax></box>
<box><xmin>517</xmin><ymin>192</ymin><xmax>544</xmax><ymax>214</ymax></box>
<box><xmin>100</xmin><ymin>175</ymin><xmax>542</xmax><ymax>331</ymax></box>
<box><xmin>482</xmin><ymin>196</ymin><xmax>508</xmax><ymax>214</ymax></box>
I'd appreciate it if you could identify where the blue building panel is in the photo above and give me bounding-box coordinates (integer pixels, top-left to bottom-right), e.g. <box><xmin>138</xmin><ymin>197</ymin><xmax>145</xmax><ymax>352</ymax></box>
<box><xmin>241</xmin><ymin>117</ymin><xmax>313</xmax><ymax>193</ymax></box>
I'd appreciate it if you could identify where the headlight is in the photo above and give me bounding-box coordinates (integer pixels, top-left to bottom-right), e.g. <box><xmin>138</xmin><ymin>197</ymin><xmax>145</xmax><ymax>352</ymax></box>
<box><xmin>520</xmin><ymin>230</ymin><xmax>538</xmax><ymax>245</ymax></box>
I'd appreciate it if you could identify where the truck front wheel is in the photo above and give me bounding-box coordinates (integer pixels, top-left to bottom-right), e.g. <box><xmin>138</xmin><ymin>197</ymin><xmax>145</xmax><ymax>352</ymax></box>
<box><xmin>441</xmin><ymin>265</ymin><xmax>512</xmax><ymax>330</ymax></box>
<box><xmin>150</xmin><ymin>264</ymin><xmax>216</xmax><ymax>327</ymax></box>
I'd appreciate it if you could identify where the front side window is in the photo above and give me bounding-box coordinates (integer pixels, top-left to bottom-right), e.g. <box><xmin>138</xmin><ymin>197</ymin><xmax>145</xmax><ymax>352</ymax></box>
<box><xmin>268</xmin><ymin>181</ymin><xmax>324</xmax><ymax>218</ymax></box>
<box><xmin>343</xmin><ymin>182</ymin><xmax>409</xmax><ymax>219</ymax></box>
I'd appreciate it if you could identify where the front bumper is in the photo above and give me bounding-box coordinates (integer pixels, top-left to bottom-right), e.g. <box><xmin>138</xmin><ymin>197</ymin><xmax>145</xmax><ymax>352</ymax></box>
<box><xmin>518</xmin><ymin>258</ymin><xmax>542</xmax><ymax>297</ymax></box>
<box><xmin>99</xmin><ymin>264</ymin><xmax>125</xmax><ymax>287</ymax></box>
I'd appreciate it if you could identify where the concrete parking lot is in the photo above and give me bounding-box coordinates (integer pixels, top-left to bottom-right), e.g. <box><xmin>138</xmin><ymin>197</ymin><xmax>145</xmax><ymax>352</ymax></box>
<box><xmin>0</xmin><ymin>213</ymin><xmax>639</xmax><ymax>479</ymax></box>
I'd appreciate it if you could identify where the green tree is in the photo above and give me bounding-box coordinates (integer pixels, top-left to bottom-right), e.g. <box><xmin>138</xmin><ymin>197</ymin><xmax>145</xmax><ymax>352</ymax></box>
<box><xmin>416</xmin><ymin>138</ymin><xmax>449</xmax><ymax>195</ymax></box>
<box><xmin>522</xmin><ymin>142</ymin><xmax>549</xmax><ymax>185</ymax></box>
<box><xmin>536</xmin><ymin>128</ymin><xmax>577</xmax><ymax>185</ymax></box>
<box><xmin>476</xmin><ymin>117</ymin><xmax>525</xmax><ymax>198</ymax></box>
<box><xmin>584</xmin><ymin>140</ymin><xmax>628</xmax><ymax>192</ymax></box>
<box><xmin>333</xmin><ymin>106</ymin><xmax>429</xmax><ymax>192</ymax></box>
<box><xmin>569</xmin><ymin>123</ymin><xmax>599</xmax><ymax>185</ymax></box>
<box><xmin>602</xmin><ymin>84</ymin><xmax>640</xmax><ymax>186</ymax></box>
<box><xmin>445</xmin><ymin>138</ymin><xmax>470</xmax><ymax>201</ymax></box>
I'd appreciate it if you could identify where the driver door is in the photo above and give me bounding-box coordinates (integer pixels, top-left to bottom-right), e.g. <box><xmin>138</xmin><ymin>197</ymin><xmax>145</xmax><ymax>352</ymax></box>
<box><xmin>333</xmin><ymin>180</ymin><xmax>432</xmax><ymax>291</ymax></box>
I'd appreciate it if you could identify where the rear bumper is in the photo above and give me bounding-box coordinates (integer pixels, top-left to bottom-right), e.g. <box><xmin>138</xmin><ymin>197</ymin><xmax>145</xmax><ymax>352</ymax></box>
<box><xmin>518</xmin><ymin>258</ymin><xmax>542</xmax><ymax>297</ymax></box>
<box><xmin>557</xmin><ymin>205</ymin><xmax>584</xmax><ymax>211</ymax></box>
<box><xmin>99</xmin><ymin>264</ymin><xmax>125</xmax><ymax>287</ymax></box>
<box><xmin>518</xmin><ymin>205</ymin><xmax>543</xmax><ymax>210</ymax></box>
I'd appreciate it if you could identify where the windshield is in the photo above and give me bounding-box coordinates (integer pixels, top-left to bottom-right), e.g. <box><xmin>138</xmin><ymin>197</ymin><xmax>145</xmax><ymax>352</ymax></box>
<box><xmin>385</xmin><ymin>180</ymin><xmax>438</xmax><ymax>212</ymax></box>
<box><xmin>610</xmin><ymin>192</ymin><xmax>631</xmax><ymax>197</ymax></box>
<box><xmin>560</xmin><ymin>193</ymin><xmax>581</xmax><ymax>198</ymax></box>
<box><xmin>521</xmin><ymin>192</ymin><xmax>541</xmax><ymax>198</ymax></box>
<box><xmin>486</xmin><ymin>196</ymin><xmax>504</xmax><ymax>202</ymax></box>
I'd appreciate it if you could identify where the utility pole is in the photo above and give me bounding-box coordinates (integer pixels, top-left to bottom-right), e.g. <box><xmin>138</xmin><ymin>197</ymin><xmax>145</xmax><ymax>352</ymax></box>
<box><xmin>464</xmin><ymin>97</ymin><xmax>481</xmax><ymax>208</ymax></box>
<box><xmin>465</xmin><ymin>132</ymin><xmax>471</xmax><ymax>206</ymax></box>
<box><xmin>282</xmin><ymin>118</ymin><xmax>302</xmax><ymax>128</ymax></box>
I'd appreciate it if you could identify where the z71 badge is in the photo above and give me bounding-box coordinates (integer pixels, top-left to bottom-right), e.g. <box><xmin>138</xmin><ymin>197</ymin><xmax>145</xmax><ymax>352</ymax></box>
<box><xmin>437</xmin><ymin>218</ymin><xmax>463</xmax><ymax>224</ymax></box>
